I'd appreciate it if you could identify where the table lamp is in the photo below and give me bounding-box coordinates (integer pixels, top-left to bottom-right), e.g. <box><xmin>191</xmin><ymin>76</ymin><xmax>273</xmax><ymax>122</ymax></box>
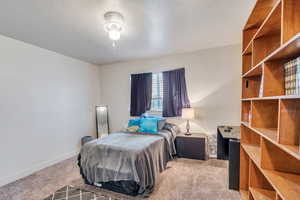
<box><xmin>182</xmin><ymin>108</ymin><xmax>195</xmax><ymax>136</ymax></box>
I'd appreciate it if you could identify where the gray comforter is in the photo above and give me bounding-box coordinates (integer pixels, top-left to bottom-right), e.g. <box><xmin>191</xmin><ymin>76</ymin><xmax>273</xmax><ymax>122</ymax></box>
<box><xmin>79</xmin><ymin>129</ymin><xmax>176</xmax><ymax>195</ymax></box>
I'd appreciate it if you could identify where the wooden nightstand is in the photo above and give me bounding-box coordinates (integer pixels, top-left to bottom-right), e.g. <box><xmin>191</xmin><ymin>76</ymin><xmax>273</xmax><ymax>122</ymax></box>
<box><xmin>175</xmin><ymin>133</ymin><xmax>208</xmax><ymax>160</ymax></box>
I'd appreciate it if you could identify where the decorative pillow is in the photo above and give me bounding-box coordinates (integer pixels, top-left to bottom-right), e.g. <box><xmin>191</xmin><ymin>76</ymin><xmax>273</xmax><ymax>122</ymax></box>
<box><xmin>157</xmin><ymin>119</ymin><xmax>166</xmax><ymax>130</ymax></box>
<box><xmin>128</xmin><ymin>118</ymin><xmax>141</xmax><ymax>127</ymax></box>
<box><xmin>139</xmin><ymin>118</ymin><xmax>159</xmax><ymax>133</ymax></box>
<box><xmin>127</xmin><ymin>126</ymin><xmax>140</xmax><ymax>132</ymax></box>
<box><xmin>163</xmin><ymin>122</ymin><xmax>181</xmax><ymax>135</ymax></box>
<box><xmin>141</xmin><ymin>114</ymin><xmax>166</xmax><ymax>130</ymax></box>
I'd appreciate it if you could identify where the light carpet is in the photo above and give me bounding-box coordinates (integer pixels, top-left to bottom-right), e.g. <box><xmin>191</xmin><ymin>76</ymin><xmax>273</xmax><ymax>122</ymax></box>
<box><xmin>0</xmin><ymin>157</ymin><xmax>241</xmax><ymax>200</ymax></box>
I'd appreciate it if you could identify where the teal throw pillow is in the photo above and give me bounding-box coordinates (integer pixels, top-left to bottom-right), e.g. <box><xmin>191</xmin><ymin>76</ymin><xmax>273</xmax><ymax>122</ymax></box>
<box><xmin>139</xmin><ymin>118</ymin><xmax>159</xmax><ymax>133</ymax></box>
<box><xmin>128</xmin><ymin>118</ymin><xmax>141</xmax><ymax>127</ymax></box>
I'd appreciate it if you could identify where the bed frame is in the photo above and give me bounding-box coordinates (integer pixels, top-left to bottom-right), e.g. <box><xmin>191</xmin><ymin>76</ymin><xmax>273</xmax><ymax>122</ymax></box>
<box><xmin>77</xmin><ymin>154</ymin><xmax>140</xmax><ymax>196</ymax></box>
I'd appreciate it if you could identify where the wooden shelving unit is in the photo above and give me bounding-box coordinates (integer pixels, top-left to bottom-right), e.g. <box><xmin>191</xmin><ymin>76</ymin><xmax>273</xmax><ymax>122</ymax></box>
<box><xmin>240</xmin><ymin>0</ymin><xmax>300</xmax><ymax>199</ymax></box>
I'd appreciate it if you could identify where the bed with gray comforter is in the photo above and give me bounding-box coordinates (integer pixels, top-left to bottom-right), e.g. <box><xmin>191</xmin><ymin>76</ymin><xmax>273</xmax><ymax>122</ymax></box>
<box><xmin>78</xmin><ymin>125</ymin><xmax>178</xmax><ymax>197</ymax></box>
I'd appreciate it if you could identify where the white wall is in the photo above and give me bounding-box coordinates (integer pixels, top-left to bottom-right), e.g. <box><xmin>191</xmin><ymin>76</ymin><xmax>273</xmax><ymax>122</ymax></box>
<box><xmin>0</xmin><ymin>35</ymin><xmax>100</xmax><ymax>186</ymax></box>
<box><xmin>99</xmin><ymin>44</ymin><xmax>241</xmax><ymax>156</ymax></box>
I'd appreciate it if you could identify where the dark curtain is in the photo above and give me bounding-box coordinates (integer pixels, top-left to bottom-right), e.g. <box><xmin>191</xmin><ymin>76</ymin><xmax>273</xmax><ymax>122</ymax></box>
<box><xmin>130</xmin><ymin>72</ymin><xmax>152</xmax><ymax>116</ymax></box>
<box><xmin>163</xmin><ymin>68</ymin><xmax>190</xmax><ymax>117</ymax></box>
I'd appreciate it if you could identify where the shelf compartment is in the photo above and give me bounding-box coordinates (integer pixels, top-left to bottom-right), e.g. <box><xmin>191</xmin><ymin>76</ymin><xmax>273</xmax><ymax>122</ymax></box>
<box><xmin>241</xmin><ymin>125</ymin><xmax>262</xmax><ymax>167</ymax></box>
<box><xmin>243</xmin><ymin>0</ymin><xmax>281</xmax><ymax>51</ymax></box>
<box><xmin>241</xmin><ymin>122</ymin><xmax>277</xmax><ymax>149</ymax></box>
<box><xmin>253</xmin><ymin>127</ymin><xmax>278</xmax><ymax>144</ymax></box>
<box><xmin>268</xmin><ymin>33</ymin><xmax>300</xmax><ymax>61</ymax></box>
<box><xmin>242</xmin><ymin>137</ymin><xmax>300</xmax><ymax>200</ymax></box>
<box><xmin>249</xmin><ymin>160</ymin><xmax>276</xmax><ymax>199</ymax></box>
<box><xmin>254</xmin><ymin>1</ymin><xmax>282</xmax><ymax>40</ymax></box>
<box><xmin>282</xmin><ymin>0</ymin><xmax>300</xmax><ymax>43</ymax></box>
<box><xmin>245</xmin><ymin>34</ymin><xmax>300</xmax><ymax>91</ymax></box>
<box><xmin>242</xmin><ymin>76</ymin><xmax>263</xmax><ymax>99</ymax></box>
<box><xmin>243</xmin><ymin>41</ymin><xmax>253</xmax><ymax>55</ymax></box>
<box><xmin>252</xmin><ymin>1</ymin><xmax>282</xmax><ymax>66</ymax></box>
<box><xmin>243</xmin><ymin>28</ymin><xmax>259</xmax><ymax>53</ymax></box>
<box><xmin>261</xmin><ymin>138</ymin><xmax>300</xmax><ymax>199</ymax></box>
<box><xmin>251</xmin><ymin>100</ymin><xmax>279</xmax><ymax>130</ymax></box>
<box><xmin>249</xmin><ymin>187</ymin><xmax>276</xmax><ymax>200</ymax></box>
<box><xmin>248</xmin><ymin>33</ymin><xmax>300</xmax><ymax>76</ymax></box>
<box><xmin>244</xmin><ymin>0</ymin><xmax>280</xmax><ymax>30</ymax></box>
<box><xmin>240</xmin><ymin>147</ymin><xmax>250</xmax><ymax>193</ymax></box>
<box><xmin>263</xmin><ymin>60</ymin><xmax>286</xmax><ymax>97</ymax></box>
<box><xmin>241</xmin><ymin>125</ymin><xmax>261</xmax><ymax>146</ymax></box>
<box><xmin>243</xmin><ymin>44</ymin><xmax>253</xmax><ymax>74</ymax></box>
<box><xmin>243</xmin><ymin>64</ymin><xmax>263</xmax><ymax>78</ymax></box>
<box><xmin>253</xmin><ymin>34</ymin><xmax>281</xmax><ymax>67</ymax></box>
<box><xmin>242</xmin><ymin>144</ymin><xmax>261</xmax><ymax>167</ymax></box>
<box><xmin>243</xmin><ymin>54</ymin><xmax>253</xmax><ymax>75</ymax></box>
<box><xmin>263</xmin><ymin>169</ymin><xmax>300</xmax><ymax>200</ymax></box>
<box><xmin>242</xmin><ymin>101</ymin><xmax>251</xmax><ymax>123</ymax></box>
<box><xmin>278</xmin><ymin>99</ymin><xmax>300</xmax><ymax>157</ymax></box>
<box><xmin>261</xmin><ymin>138</ymin><xmax>300</xmax><ymax>174</ymax></box>
<box><xmin>242</xmin><ymin>121</ymin><xmax>300</xmax><ymax>160</ymax></box>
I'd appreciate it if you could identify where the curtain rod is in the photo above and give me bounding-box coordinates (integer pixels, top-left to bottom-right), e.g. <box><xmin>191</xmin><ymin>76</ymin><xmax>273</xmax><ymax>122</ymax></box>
<box><xmin>130</xmin><ymin>67</ymin><xmax>185</xmax><ymax>76</ymax></box>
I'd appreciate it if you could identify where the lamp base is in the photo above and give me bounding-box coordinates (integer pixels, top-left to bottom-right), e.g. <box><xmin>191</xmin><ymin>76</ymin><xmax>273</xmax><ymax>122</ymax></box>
<box><xmin>185</xmin><ymin>120</ymin><xmax>192</xmax><ymax>136</ymax></box>
<box><xmin>184</xmin><ymin>132</ymin><xmax>192</xmax><ymax>136</ymax></box>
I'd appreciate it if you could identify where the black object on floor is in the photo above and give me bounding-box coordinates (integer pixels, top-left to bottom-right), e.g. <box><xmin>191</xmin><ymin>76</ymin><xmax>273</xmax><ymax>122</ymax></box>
<box><xmin>217</xmin><ymin>126</ymin><xmax>240</xmax><ymax>160</ymax></box>
<box><xmin>228</xmin><ymin>139</ymin><xmax>240</xmax><ymax>190</ymax></box>
<box><xmin>100</xmin><ymin>180</ymin><xmax>140</xmax><ymax>196</ymax></box>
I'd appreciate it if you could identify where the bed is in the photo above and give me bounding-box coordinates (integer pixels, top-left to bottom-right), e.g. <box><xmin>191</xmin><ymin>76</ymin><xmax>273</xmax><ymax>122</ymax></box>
<box><xmin>78</xmin><ymin>123</ymin><xmax>178</xmax><ymax>197</ymax></box>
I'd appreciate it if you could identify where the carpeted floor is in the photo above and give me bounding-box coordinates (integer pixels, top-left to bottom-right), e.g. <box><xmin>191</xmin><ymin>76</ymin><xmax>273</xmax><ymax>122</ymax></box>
<box><xmin>0</xmin><ymin>157</ymin><xmax>241</xmax><ymax>200</ymax></box>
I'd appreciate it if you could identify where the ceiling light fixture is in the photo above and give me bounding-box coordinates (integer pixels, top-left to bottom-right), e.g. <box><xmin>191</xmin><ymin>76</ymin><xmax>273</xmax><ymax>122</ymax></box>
<box><xmin>104</xmin><ymin>11</ymin><xmax>124</xmax><ymax>46</ymax></box>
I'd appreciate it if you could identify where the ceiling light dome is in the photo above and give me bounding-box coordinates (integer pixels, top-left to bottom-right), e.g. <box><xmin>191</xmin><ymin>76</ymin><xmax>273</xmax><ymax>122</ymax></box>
<box><xmin>104</xmin><ymin>11</ymin><xmax>124</xmax><ymax>44</ymax></box>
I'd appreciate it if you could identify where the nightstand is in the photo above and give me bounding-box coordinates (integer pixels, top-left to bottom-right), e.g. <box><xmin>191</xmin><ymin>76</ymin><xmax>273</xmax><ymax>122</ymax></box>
<box><xmin>175</xmin><ymin>133</ymin><xmax>208</xmax><ymax>160</ymax></box>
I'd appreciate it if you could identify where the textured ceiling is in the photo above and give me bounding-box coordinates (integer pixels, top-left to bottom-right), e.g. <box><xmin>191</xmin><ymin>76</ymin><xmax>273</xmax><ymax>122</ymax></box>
<box><xmin>0</xmin><ymin>0</ymin><xmax>255</xmax><ymax>65</ymax></box>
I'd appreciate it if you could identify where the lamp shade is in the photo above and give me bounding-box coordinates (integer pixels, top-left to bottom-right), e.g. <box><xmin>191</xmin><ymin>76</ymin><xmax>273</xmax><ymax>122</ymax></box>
<box><xmin>182</xmin><ymin>108</ymin><xmax>195</xmax><ymax>120</ymax></box>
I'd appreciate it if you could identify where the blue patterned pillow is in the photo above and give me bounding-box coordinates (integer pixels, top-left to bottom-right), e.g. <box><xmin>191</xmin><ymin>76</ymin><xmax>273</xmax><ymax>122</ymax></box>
<box><xmin>128</xmin><ymin>118</ymin><xmax>141</xmax><ymax>127</ymax></box>
<box><xmin>139</xmin><ymin>118</ymin><xmax>159</xmax><ymax>133</ymax></box>
<box><xmin>141</xmin><ymin>114</ymin><xmax>166</xmax><ymax>130</ymax></box>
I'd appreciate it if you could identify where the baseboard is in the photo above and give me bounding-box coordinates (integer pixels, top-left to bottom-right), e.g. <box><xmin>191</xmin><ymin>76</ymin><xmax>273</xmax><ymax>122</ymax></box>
<box><xmin>0</xmin><ymin>150</ymin><xmax>79</xmax><ymax>187</ymax></box>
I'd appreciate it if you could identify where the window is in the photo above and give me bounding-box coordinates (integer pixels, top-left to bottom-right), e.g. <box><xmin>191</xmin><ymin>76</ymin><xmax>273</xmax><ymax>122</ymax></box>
<box><xmin>150</xmin><ymin>73</ymin><xmax>163</xmax><ymax>111</ymax></box>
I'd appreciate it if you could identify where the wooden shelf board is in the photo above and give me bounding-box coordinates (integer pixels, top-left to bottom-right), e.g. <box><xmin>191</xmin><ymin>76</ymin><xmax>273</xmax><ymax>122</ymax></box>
<box><xmin>240</xmin><ymin>190</ymin><xmax>249</xmax><ymax>200</ymax></box>
<box><xmin>242</xmin><ymin>121</ymin><xmax>250</xmax><ymax>127</ymax></box>
<box><xmin>243</xmin><ymin>64</ymin><xmax>263</xmax><ymax>78</ymax></box>
<box><xmin>243</xmin><ymin>38</ymin><xmax>254</xmax><ymax>55</ymax></box>
<box><xmin>242</xmin><ymin>33</ymin><xmax>300</xmax><ymax>76</ymax></box>
<box><xmin>241</xmin><ymin>95</ymin><xmax>300</xmax><ymax>101</ymax></box>
<box><xmin>282</xmin><ymin>144</ymin><xmax>300</xmax><ymax>160</ymax></box>
<box><xmin>241</xmin><ymin>122</ymin><xmax>300</xmax><ymax>160</ymax></box>
<box><xmin>241</xmin><ymin>122</ymin><xmax>278</xmax><ymax>143</ymax></box>
<box><xmin>242</xmin><ymin>144</ymin><xmax>261</xmax><ymax>167</ymax></box>
<box><xmin>242</xmin><ymin>63</ymin><xmax>261</xmax><ymax>78</ymax></box>
<box><xmin>243</xmin><ymin>41</ymin><xmax>253</xmax><ymax>55</ymax></box>
<box><xmin>254</xmin><ymin>127</ymin><xmax>278</xmax><ymax>143</ymax></box>
<box><xmin>262</xmin><ymin>169</ymin><xmax>300</xmax><ymax>200</ymax></box>
<box><xmin>249</xmin><ymin>187</ymin><xmax>276</xmax><ymax>200</ymax></box>
<box><xmin>269</xmin><ymin>33</ymin><xmax>300</xmax><ymax>61</ymax></box>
